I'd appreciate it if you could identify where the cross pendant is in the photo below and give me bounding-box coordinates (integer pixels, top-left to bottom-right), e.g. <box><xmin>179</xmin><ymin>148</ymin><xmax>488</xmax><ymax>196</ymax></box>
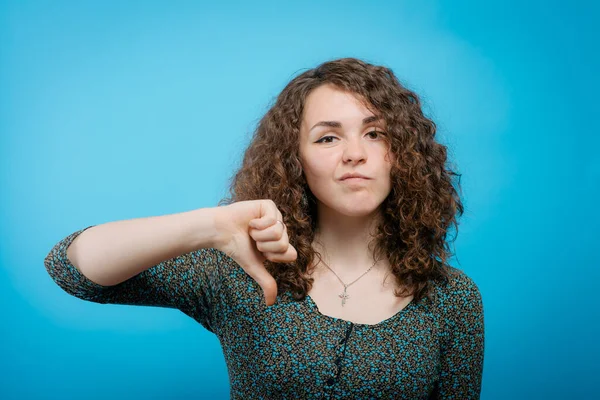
<box><xmin>339</xmin><ymin>286</ymin><xmax>350</xmax><ymax>307</ymax></box>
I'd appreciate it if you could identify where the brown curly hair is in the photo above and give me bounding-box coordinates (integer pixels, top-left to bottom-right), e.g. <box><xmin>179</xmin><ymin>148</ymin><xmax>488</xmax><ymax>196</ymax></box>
<box><xmin>218</xmin><ymin>57</ymin><xmax>464</xmax><ymax>304</ymax></box>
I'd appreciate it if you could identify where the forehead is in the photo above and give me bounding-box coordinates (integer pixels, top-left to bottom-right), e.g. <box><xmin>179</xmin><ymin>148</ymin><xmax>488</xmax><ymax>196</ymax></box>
<box><xmin>301</xmin><ymin>84</ymin><xmax>375</xmax><ymax>126</ymax></box>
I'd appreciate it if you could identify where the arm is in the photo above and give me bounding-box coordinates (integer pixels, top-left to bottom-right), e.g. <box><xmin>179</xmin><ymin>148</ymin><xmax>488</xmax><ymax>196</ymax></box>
<box><xmin>43</xmin><ymin>207</ymin><xmax>228</xmax><ymax>333</ymax></box>
<box><xmin>63</xmin><ymin>207</ymin><xmax>222</xmax><ymax>286</ymax></box>
<box><xmin>435</xmin><ymin>270</ymin><xmax>485</xmax><ymax>399</ymax></box>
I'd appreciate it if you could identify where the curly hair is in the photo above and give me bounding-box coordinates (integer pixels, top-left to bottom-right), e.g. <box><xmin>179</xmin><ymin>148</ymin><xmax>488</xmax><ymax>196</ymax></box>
<box><xmin>218</xmin><ymin>57</ymin><xmax>464</xmax><ymax>304</ymax></box>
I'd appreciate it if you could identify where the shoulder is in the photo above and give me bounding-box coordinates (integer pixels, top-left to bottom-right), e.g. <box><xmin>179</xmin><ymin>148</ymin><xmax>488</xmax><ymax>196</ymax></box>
<box><xmin>430</xmin><ymin>266</ymin><xmax>484</xmax><ymax>318</ymax></box>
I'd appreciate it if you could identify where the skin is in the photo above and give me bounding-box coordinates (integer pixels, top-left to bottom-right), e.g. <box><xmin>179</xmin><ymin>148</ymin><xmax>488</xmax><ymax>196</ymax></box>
<box><xmin>298</xmin><ymin>83</ymin><xmax>394</xmax><ymax>280</ymax></box>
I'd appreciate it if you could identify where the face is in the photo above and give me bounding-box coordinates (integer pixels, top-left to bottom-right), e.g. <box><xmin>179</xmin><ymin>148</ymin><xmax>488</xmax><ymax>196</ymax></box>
<box><xmin>299</xmin><ymin>84</ymin><xmax>393</xmax><ymax>218</ymax></box>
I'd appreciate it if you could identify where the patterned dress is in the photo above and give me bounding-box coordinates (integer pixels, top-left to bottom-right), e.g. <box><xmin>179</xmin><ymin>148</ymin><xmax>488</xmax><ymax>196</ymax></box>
<box><xmin>44</xmin><ymin>226</ymin><xmax>485</xmax><ymax>399</ymax></box>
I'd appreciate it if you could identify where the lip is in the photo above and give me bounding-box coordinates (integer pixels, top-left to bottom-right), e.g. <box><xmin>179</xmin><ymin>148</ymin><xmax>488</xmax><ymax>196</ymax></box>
<box><xmin>341</xmin><ymin>177</ymin><xmax>370</xmax><ymax>184</ymax></box>
<box><xmin>340</xmin><ymin>173</ymin><xmax>370</xmax><ymax>180</ymax></box>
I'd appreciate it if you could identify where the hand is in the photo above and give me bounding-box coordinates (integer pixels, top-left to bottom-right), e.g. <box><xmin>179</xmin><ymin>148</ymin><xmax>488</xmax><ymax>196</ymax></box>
<box><xmin>213</xmin><ymin>199</ymin><xmax>298</xmax><ymax>306</ymax></box>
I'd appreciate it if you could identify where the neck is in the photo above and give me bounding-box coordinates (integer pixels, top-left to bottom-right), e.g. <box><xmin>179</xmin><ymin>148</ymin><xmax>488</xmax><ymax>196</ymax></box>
<box><xmin>311</xmin><ymin>206</ymin><xmax>387</xmax><ymax>278</ymax></box>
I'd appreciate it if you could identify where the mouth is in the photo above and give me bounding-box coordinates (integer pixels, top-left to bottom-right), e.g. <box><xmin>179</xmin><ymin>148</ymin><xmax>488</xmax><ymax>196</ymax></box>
<box><xmin>340</xmin><ymin>177</ymin><xmax>370</xmax><ymax>183</ymax></box>
<box><xmin>339</xmin><ymin>173</ymin><xmax>370</xmax><ymax>181</ymax></box>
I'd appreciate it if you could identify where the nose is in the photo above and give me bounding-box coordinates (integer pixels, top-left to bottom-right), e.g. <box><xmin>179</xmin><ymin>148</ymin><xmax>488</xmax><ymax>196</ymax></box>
<box><xmin>342</xmin><ymin>137</ymin><xmax>367</xmax><ymax>164</ymax></box>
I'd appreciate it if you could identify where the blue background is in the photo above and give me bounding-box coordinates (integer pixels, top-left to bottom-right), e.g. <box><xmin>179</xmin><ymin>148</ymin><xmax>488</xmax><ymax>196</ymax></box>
<box><xmin>1</xmin><ymin>1</ymin><xmax>598</xmax><ymax>399</ymax></box>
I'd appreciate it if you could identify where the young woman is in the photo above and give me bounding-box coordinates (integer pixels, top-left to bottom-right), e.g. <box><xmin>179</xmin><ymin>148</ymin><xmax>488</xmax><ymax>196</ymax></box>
<box><xmin>45</xmin><ymin>57</ymin><xmax>484</xmax><ymax>399</ymax></box>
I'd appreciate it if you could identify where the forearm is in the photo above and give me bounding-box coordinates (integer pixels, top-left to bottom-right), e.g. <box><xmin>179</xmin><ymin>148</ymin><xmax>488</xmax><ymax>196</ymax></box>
<box><xmin>66</xmin><ymin>206</ymin><xmax>224</xmax><ymax>287</ymax></box>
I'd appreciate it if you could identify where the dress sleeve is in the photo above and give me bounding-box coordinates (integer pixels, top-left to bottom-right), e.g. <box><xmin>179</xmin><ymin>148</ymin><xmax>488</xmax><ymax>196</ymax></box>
<box><xmin>43</xmin><ymin>225</ymin><xmax>225</xmax><ymax>334</ymax></box>
<box><xmin>434</xmin><ymin>269</ymin><xmax>485</xmax><ymax>399</ymax></box>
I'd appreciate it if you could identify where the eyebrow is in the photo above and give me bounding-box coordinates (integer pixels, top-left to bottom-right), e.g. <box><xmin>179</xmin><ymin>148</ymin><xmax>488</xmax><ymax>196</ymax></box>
<box><xmin>309</xmin><ymin>115</ymin><xmax>382</xmax><ymax>132</ymax></box>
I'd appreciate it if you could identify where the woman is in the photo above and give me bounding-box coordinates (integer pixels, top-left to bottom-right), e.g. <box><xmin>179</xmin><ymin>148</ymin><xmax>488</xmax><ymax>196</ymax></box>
<box><xmin>45</xmin><ymin>57</ymin><xmax>484</xmax><ymax>399</ymax></box>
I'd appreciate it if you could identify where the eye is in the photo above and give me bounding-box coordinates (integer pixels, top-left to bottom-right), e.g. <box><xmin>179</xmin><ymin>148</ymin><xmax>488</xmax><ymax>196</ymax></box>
<box><xmin>315</xmin><ymin>135</ymin><xmax>337</xmax><ymax>144</ymax></box>
<box><xmin>315</xmin><ymin>131</ymin><xmax>386</xmax><ymax>144</ymax></box>
<box><xmin>367</xmin><ymin>130</ymin><xmax>386</xmax><ymax>139</ymax></box>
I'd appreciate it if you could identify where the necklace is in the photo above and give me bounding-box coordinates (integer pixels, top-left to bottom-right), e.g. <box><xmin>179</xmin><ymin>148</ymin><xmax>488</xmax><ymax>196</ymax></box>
<box><xmin>320</xmin><ymin>258</ymin><xmax>378</xmax><ymax>307</ymax></box>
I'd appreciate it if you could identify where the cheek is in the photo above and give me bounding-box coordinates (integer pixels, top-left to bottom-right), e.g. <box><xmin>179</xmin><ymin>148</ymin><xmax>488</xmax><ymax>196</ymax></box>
<box><xmin>304</xmin><ymin>155</ymin><xmax>335</xmax><ymax>179</ymax></box>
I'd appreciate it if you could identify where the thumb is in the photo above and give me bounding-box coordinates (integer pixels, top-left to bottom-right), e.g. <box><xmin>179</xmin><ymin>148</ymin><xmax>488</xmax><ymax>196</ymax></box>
<box><xmin>244</xmin><ymin>264</ymin><xmax>278</xmax><ymax>306</ymax></box>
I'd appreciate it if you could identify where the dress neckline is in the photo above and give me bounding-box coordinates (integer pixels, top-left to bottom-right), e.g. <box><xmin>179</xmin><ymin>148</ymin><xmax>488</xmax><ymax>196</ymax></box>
<box><xmin>303</xmin><ymin>293</ymin><xmax>416</xmax><ymax>329</ymax></box>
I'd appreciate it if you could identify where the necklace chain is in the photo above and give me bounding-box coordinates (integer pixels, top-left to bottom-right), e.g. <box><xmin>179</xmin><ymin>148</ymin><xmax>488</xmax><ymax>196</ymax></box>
<box><xmin>320</xmin><ymin>257</ymin><xmax>378</xmax><ymax>307</ymax></box>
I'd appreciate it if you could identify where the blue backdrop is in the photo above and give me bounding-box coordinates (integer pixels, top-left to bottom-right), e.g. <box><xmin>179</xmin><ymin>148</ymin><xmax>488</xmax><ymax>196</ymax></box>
<box><xmin>1</xmin><ymin>1</ymin><xmax>598</xmax><ymax>399</ymax></box>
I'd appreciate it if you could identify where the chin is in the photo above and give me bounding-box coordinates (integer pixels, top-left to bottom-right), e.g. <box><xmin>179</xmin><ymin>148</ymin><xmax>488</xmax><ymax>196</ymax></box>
<box><xmin>336</xmin><ymin>201</ymin><xmax>382</xmax><ymax>217</ymax></box>
<box><xmin>315</xmin><ymin>191</ymin><xmax>387</xmax><ymax>217</ymax></box>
